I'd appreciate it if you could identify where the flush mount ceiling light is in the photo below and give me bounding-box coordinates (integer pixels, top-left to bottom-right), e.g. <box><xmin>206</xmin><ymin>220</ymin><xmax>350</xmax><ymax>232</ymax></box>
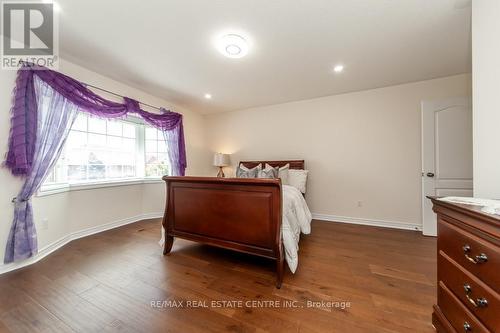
<box><xmin>216</xmin><ymin>34</ymin><xmax>249</xmax><ymax>59</ymax></box>
<box><xmin>204</xmin><ymin>93</ymin><xmax>212</xmax><ymax>99</ymax></box>
<box><xmin>333</xmin><ymin>64</ymin><xmax>344</xmax><ymax>73</ymax></box>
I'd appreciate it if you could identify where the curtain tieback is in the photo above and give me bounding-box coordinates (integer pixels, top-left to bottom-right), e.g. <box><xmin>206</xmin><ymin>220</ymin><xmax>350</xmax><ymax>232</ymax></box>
<box><xmin>12</xmin><ymin>197</ymin><xmax>29</xmax><ymax>203</ymax></box>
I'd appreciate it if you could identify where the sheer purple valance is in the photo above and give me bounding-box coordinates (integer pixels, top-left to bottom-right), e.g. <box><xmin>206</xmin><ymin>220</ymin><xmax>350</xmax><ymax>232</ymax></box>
<box><xmin>5</xmin><ymin>63</ymin><xmax>187</xmax><ymax>176</ymax></box>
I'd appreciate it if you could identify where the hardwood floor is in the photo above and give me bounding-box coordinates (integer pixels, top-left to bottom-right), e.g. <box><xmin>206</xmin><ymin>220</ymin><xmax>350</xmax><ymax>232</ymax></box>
<box><xmin>0</xmin><ymin>220</ymin><xmax>437</xmax><ymax>333</ymax></box>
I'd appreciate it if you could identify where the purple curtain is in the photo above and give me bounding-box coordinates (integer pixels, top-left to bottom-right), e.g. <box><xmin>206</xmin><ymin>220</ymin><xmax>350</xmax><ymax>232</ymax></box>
<box><xmin>3</xmin><ymin>63</ymin><xmax>187</xmax><ymax>263</ymax></box>
<box><xmin>5</xmin><ymin>63</ymin><xmax>187</xmax><ymax>178</ymax></box>
<box><xmin>5</xmin><ymin>77</ymin><xmax>79</xmax><ymax>263</ymax></box>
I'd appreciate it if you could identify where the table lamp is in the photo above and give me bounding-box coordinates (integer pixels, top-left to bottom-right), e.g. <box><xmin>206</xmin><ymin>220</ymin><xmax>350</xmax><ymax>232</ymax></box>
<box><xmin>213</xmin><ymin>153</ymin><xmax>230</xmax><ymax>177</ymax></box>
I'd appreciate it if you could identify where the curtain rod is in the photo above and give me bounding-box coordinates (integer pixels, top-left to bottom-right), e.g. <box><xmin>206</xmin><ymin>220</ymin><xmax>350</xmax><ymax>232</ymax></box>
<box><xmin>83</xmin><ymin>83</ymin><xmax>164</xmax><ymax>112</ymax></box>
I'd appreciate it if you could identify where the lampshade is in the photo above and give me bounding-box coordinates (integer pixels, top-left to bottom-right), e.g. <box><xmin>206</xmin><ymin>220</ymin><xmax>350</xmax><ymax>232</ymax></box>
<box><xmin>213</xmin><ymin>153</ymin><xmax>230</xmax><ymax>167</ymax></box>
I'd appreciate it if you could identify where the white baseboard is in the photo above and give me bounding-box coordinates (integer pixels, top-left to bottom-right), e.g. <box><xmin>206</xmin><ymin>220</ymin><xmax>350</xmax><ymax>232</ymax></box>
<box><xmin>312</xmin><ymin>213</ymin><xmax>422</xmax><ymax>231</ymax></box>
<box><xmin>0</xmin><ymin>212</ymin><xmax>163</xmax><ymax>275</ymax></box>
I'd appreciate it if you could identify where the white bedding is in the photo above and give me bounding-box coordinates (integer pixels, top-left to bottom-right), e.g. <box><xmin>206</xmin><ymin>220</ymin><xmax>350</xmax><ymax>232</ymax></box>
<box><xmin>281</xmin><ymin>184</ymin><xmax>312</xmax><ymax>273</ymax></box>
<box><xmin>158</xmin><ymin>184</ymin><xmax>312</xmax><ymax>273</ymax></box>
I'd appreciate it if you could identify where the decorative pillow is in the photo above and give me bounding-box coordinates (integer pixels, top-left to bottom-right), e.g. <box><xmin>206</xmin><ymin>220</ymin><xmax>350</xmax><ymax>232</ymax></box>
<box><xmin>288</xmin><ymin>169</ymin><xmax>309</xmax><ymax>193</ymax></box>
<box><xmin>258</xmin><ymin>164</ymin><xmax>278</xmax><ymax>179</ymax></box>
<box><xmin>236</xmin><ymin>164</ymin><xmax>261</xmax><ymax>178</ymax></box>
<box><xmin>277</xmin><ymin>164</ymin><xmax>290</xmax><ymax>185</ymax></box>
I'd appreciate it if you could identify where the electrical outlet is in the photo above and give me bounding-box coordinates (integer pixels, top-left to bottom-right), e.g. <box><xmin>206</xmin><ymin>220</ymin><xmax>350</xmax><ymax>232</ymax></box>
<box><xmin>41</xmin><ymin>218</ymin><xmax>49</xmax><ymax>230</ymax></box>
<box><xmin>357</xmin><ymin>201</ymin><xmax>363</xmax><ymax>208</ymax></box>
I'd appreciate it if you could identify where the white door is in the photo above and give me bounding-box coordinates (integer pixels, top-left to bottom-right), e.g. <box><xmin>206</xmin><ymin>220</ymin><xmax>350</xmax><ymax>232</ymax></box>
<box><xmin>421</xmin><ymin>97</ymin><xmax>473</xmax><ymax>236</ymax></box>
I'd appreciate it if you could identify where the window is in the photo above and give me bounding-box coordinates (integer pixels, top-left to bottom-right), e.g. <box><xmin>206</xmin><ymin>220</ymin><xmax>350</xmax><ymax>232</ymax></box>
<box><xmin>43</xmin><ymin>114</ymin><xmax>169</xmax><ymax>189</ymax></box>
<box><xmin>145</xmin><ymin>127</ymin><xmax>169</xmax><ymax>178</ymax></box>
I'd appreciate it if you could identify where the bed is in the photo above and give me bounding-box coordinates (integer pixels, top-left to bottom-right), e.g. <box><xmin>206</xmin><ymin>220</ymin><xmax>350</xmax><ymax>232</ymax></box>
<box><xmin>161</xmin><ymin>160</ymin><xmax>311</xmax><ymax>288</ymax></box>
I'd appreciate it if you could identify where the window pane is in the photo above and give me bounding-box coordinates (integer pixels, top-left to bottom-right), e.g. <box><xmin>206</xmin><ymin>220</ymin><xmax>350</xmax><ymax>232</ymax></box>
<box><xmin>107</xmin><ymin>136</ymin><xmax>122</xmax><ymax>149</ymax></box>
<box><xmin>145</xmin><ymin>164</ymin><xmax>159</xmax><ymax>177</ymax></box>
<box><xmin>158</xmin><ymin>140</ymin><xmax>167</xmax><ymax>153</ymax></box>
<box><xmin>145</xmin><ymin>153</ymin><xmax>157</xmax><ymax>165</ymax></box>
<box><xmin>88</xmin><ymin>117</ymin><xmax>106</xmax><ymax>134</ymax></box>
<box><xmin>88</xmin><ymin>151</ymin><xmax>105</xmax><ymax>164</ymax></box>
<box><xmin>119</xmin><ymin>152</ymin><xmax>135</xmax><ymax>165</ymax></box>
<box><xmin>88</xmin><ymin>163</ymin><xmax>105</xmax><ymax>180</ymax></box>
<box><xmin>158</xmin><ymin>153</ymin><xmax>169</xmax><ymax>164</ymax></box>
<box><xmin>145</xmin><ymin>140</ymin><xmax>157</xmax><ymax>153</ymax></box>
<box><xmin>88</xmin><ymin>133</ymin><xmax>106</xmax><ymax>147</ymax></box>
<box><xmin>123</xmin><ymin>123</ymin><xmax>136</xmax><ymax>138</ymax></box>
<box><xmin>123</xmin><ymin>138</ymin><xmax>136</xmax><ymax>152</ymax></box>
<box><xmin>68</xmin><ymin>165</ymin><xmax>87</xmax><ymax>181</ymax></box>
<box><xmin>107</xmin><ymin>165</ymin><xmax>123</xmax><ymax>179</ymax></box>
<box><xmin>66</xmin><ymin>131</ymin><xmax>87</xmax><ymax>149</ymax></box>
<box><xmin>66</xmin><ymin>148</ymin><xmax>87</xmax><ymax>165</ymax></box>
<box><xmin>145</xmin><ymin>127</ymin><xmax>157</xmax><ymax>140</ymax></box>
<box><xmin>157</xmin><ymin>163</ymin><xmax>169</xmax><ymax>176</ymax></box>
<box><xmin>107</xmin><ymin>120</ymin><xmax>122</xmax><ymax>136</ymax></box>
<box><xmin>146</xmin><ymin>164</ymin><xmax>168</xmax><ymax>177</ymax></box>
<box><xmin>123</xmin><ymin>166</ymin><xmax>135</xmax><ymax>177</ymax></box>
<box><xmin>144</xmin><ymin>123</ymin><xmax>170</xmax><ymax>179</ymax></box>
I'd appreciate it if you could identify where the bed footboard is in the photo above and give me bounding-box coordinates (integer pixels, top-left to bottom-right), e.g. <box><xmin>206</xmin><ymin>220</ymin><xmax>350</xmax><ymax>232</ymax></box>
<box><xmin>162</xmin><ymin>176</ymin><xmax>284</xmax><ymax>288</ymax></box>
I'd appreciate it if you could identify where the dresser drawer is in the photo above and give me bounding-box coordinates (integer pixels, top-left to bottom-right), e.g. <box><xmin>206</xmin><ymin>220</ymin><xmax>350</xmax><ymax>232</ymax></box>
<box><xmin>433</xmin><ymin>305</ymin><xmax>458</xmax><ymax>333</ymax></box>
<box><xmin>438</xmin><ymin>252</ymin><xmax>500</xmax><ymax>332</ymax></box>
<box><xmin>438</xmin><ymin>281</ymin><xmax>490</xmax><ymax>333</ymax></box>
<box><xmin>438</xmin><ymin>219</ymin><xmax>500</xmax><ymax>292</ymax></box>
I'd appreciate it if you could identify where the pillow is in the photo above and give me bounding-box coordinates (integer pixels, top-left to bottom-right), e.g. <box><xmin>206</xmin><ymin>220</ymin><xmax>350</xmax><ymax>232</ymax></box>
<box><xmin>236</xmin><ymin>164</ymin><xmax>261</xmax><ymax>178</ymax></box>
<box><xmin>288</xmin><ymin>169</ymin><xmax>309</xmax><ymax>193</ymax></box>
<box><xmin>261</xmin><ymin>163</ymin><xmax>290</xmax><ymax>184</ymax></box>
<box><xmin>277</xmin><ymin>164</ymin><xmax>289</xmax><ymax>185</ymax></box>
<box><xmin>258</xmin><ymin>164</ymin><xmax>278</xmax><ymax>179</ymax></box>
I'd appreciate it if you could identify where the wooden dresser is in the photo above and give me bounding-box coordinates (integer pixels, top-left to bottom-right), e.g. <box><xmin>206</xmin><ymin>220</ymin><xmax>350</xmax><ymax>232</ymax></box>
<box><xmin>429</xmin><ymin>198</ymin><xmax>499</xmax><ymax>333</ymax></box>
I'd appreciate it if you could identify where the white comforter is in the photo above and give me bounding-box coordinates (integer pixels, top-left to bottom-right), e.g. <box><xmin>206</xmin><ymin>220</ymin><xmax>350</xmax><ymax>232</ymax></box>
<box><xmin>159</xmin><ymin>184</ymin><xmax>312</xmax><ymax>273</ymax></box>
<box><xmin>281</xmin><ymin>185</ymin><xmax>312</xmax><ymax>273</ymax></box>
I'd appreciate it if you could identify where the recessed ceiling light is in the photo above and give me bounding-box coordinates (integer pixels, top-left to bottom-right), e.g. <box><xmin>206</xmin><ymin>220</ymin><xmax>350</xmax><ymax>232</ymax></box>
<box><xmin>216</xmin><ymin>34</ymin><xmax>249</xmax><ymax>59</ymax></box>
<box><xmin>333</xmin><ymin>65</ymin><xmax>344</xmax><ymax>73</ymax></box>
<box><xmin>204</xmin><ymin>93</ymin><xmax>212</xmax><ymax>99</ymax></box>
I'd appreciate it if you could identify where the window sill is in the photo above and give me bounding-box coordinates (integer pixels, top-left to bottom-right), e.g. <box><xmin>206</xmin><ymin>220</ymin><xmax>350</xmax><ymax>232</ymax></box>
<box><xmin>37</xmin><ymin>178</ymin><xmax>164</xmax><ymax>197</ymax></box>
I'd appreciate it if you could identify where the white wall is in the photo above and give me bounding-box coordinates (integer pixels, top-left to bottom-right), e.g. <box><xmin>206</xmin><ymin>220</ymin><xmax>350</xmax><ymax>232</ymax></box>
<box><xmin>0</xmin><ymin>59</ymin><xmax>211</xmax><ymax>266</ymax></box>
<box><xmin>472</xmin><ymin>1</ymin><xmax>500</xmax><ymax>199</ymax></box>
<box><xmin>205</xmin><ymin>74</ymin><xmax>471</xmax><ymax>228</ymax></box>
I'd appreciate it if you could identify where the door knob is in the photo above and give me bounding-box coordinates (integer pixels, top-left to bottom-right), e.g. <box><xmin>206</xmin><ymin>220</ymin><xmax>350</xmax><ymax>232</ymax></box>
<box><xmin>426</xmin><ymin>172</ymin><xmax>435</xmax><ymax>178</ymax></box>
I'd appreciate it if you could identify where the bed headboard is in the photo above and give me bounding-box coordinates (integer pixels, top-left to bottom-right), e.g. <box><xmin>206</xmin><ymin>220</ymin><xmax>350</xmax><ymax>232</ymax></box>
<box><xmin>239</xmin><ymin>160</ymin><xmax>305</xmax><ymax>170</ymax></box>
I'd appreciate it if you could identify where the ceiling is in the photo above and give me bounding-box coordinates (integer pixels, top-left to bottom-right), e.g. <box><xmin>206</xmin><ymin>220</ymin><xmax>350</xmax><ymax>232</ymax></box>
<box><xmin>58</xmin><ymin>0</ymin><xmax>471</xmax><ymax>114</ymax></box>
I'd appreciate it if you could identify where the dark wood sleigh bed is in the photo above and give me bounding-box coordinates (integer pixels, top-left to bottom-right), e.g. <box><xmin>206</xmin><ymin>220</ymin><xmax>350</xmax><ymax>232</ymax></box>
<box><xmin>161</xmin><ymin>160</ymin><xmax>305</xmax><ymax>288</ymax></box>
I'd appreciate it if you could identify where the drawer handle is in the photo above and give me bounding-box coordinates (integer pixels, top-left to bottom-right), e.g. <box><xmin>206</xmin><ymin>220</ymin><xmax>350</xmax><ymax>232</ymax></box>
<box><xmin>462</xmin><ymin>245</ymin><xmax>488</xmax><ymax>264</ymax></box>
<box><xmin>463</xmin><ymin>284</ymin><xmax>488</xmax><ymax>308</ymax></box>
<box><xmin>463</xmin><ymin>322</ymin><xmax>472</xmax><ymax>332</ymax></box>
